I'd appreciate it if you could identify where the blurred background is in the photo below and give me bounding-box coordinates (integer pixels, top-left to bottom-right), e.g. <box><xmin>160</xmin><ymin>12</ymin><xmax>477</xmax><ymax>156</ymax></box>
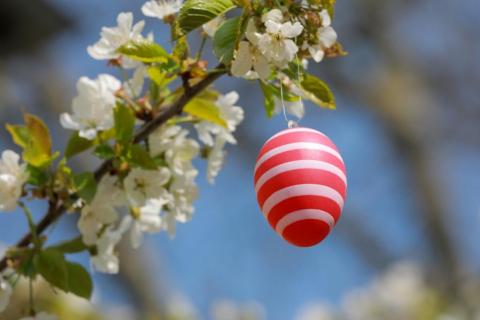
<box><xmin>0</xmin><ymin>0</ymin><xmax>479</xmax><ymax>319</ymax></box>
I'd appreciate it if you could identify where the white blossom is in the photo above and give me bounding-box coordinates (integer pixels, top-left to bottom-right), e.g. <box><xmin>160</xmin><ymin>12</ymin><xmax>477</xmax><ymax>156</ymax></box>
<box><xmin>207</xmin><ymin>137</ymin><xmax>227</xmax><ymax>184</ymax></box>
<box><xmin>296</xmin><ymin>304</ymin><xmax>335</xmax><ymax>320</ymax></box>
<box><xmin>78</xmin><ymin>175</ymin><xmax>125</xmax><ymax>245</ymax></box>
<box><xmin>124</xmin><ymin>65</ymin><xmax>147</xmax><ymax>98</ymax></box>
<box><xmin>0</xmin><ymin>276</ymin><xmax>12</xmax><ymax>312</ymax></box>
<box><xmin>149</xmin><ymin>125</ymin><xmax>200</xmax><ymax>176</ymax></box>
<box><xmin>129</xmin><ymin>197</ymin><xmax>171</xmax><ymax>248</ymax></box>
<box><xmin>202</xmin><ymin>16</ymin><xmax>225</xmax><ymax>37</ymax></box>
<box><xmin>60</xmin><ymin>74</ymin><xmax>121</xmax><ymax>140</ymax></box>
<box><xmin>87</xmin><ymin>12</ymin><xmax>145</xmax><ymax>68</ymax></box>
<box><xmin>147</xmin><ymin>125</ymin><xmax>200</xmax><ymax>236</ymax></box>
<box><xmin>91</xmin><ymin>217</ymin><xmax>130</xmax><ymax>274</ymax></box>
<box><xmin>194</xmin><ymin>92</ymin><xmax>243</xmax><ymax>183</ymax></box>
<box><xmin>124</xmin><ymin>168</ymin><xmax>171</xmax><ymax>207</ymax></box>
<box><xmin>211</xmin><ymin>300</ymin><xmax>265</xmax><ymax>320</ymax></box>
<box><xmin>302</xmin><ymin>10</ymin><xmax>337</xmax><ymax>63</ymax></box>
<box><xmin>142</xmin><ymin>0</ymin><xmax>182</xmax><ymax>20</ymax></box>
<box><xmin>19</xmin><ymin>312</ymin><xmax>58</xmax><ymax>320</ymax></box>
<box><xmin>342</xmin><ymin>262</ymin><xmax>427</xmax><ymax>320</ymax></box>
<box><xmin>166</xmin><ymin>295</ymin><xmax>198</xmax><ymax>320</ymax></box>
<box><xmin>195</xmin><ymin>91</ymin><xmax>244</xmax><ymax>146</ymax></box>
<box><xmin>164</xmin><ymin>169</ymin><xmax>198</xmax><ymax>237</ymax></box>
<box><xmin>231</xmin><ymin>20</ymin><xmax>270</xmax><ymax>80</ymax></box>
<box><xmin>0</xmin><ymin>150</ymin><xmax>28</xmax><ymax>212</ymax></box>
<box><xmin>258</xmin><ymin>9</ymin><xmax>303</xmax><ymax>67</ymax></box>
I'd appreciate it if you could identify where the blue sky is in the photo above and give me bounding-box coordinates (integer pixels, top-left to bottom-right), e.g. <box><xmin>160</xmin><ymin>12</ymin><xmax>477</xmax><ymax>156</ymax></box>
<box><xmin>0</xmin><ymin>0</ymin><xmax>479</xmax><ymax>319</ymax></box>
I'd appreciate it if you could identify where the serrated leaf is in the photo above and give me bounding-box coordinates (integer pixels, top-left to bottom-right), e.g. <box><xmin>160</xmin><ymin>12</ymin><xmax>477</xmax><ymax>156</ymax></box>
<box><xmin>184</xmin><ymin>97</ymin><xmax>227</xmax><ymax>127</ymax></box>
<box><xmin>65</xmin><ymin>132</ymin><xmax>95</xmax><ymax>159</ymax></box>
<box><xmin>73</xmin><ymin>172</ymin><xmax>97</xmax><ymax>203</ymax></box>
<box><xmin>300</xmin><ymin>73</ymin><xmax>335</xmax><ymax>109</ymax></box>
<box><xmin>23</xmin><ymin>114</ymin><xmax>53</xmax><ymax>165</ymax></box>
<box><xmin>34</xmin><ymin>249</ymin><xmax>69</xmax><ymax>292</ymax></box>
<box><xmin>213</xmin><ymin>16</ymin><xmax>241</xmax><ymax>64</ymax></box>
<box><xmin>114</xmin><ymin>104</ymin><xmax>136</xmax><ymax>143</ymax></box>
<box><xmin>178</xmin><ymin>0</ymin><xmax>236</xmax><ymax>36</ymax></box>
<box><xmin>117</xmin><ymin>40</ymin><xmax>169</xmax><ymax>63</ymax></box>
<box><xmin>7</xmin><ymin>113</ymin><xmax>55</xmax><ymax>167</ymax></box>
<box><xmin>66</xmin><ymin>262</ymin><xmax>93</xmax><ymax>299</ymax></box>
<box><xmin>127</xmin><ymin>145</ymin><xmax>158</xmax><ymax>170</ymax></box>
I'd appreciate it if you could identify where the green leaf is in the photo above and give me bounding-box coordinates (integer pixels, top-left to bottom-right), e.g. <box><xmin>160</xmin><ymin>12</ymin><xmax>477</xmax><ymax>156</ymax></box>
<box><xmin>196</xmin><ymin>89</ymin><xmax>220</xmax><ymax>101</ymax></box>
<box><xmin>147</xmin><ymin>67</ymin><xmax>176</xmax><ymax>87</ymax></box>
<box><xmin>34</xmin><ymin>249</ymin><xmax>93</xmax><ymax>299</ymax></box>
<box><xmin>66</xmin><ymin>262</ymin><xmax>93</xmax><ymax>299</ymax></box>
<box><xmin>94</xmin><ymin>144</ymin><xmax>115</xmax><ymax>160</ymax></box>
<box><xmin>26</xmin><ymin>165</ymin><xmax>48</xmax><ymax>186</ymax></box>
<box><xmin>34</xmin><ymin>249</ymin><xmax>69</xmax><ymax>292</ymax></box>
<box><xmin>127</xmin><ymin>145</ymin><xmax>158</xmax><ymax>170</ymax></box>
<box><xmin>23</xmin><ymin>114</ymin><xmax>54</xmax><ymax>166</ymax></box>
<box><xmin>178</xmin><ymin>0</ymin><xmax>236</xmax><ymax>36</ymax></box>
<box><xmin>114</xmin><ymin>104</ymin><xmax>136</xmax><ymax>143</ymax></box>
<box><xmin>73</xmin><ymin>172</ymin><xmax>97</xmax><ymax>203</ymax></box>
<box><xmin>5</xmin><ymin>124</ymin><xmax>30</xmax><ymax>147</ymax></box>
<box><xmin>65</xmin><ymin>132</ymin><xmax>95</xmax><ymax>159</ymax></box>
<box><xmin>300</xmin><ymin>73</ymin><xmax>335</xmax><ymax>109</ymax></box>
<box><xmin>7</xmin><ymin>113</ymin><xmax>55</xmax><ymax>167</ymax></box>
<box><xmin>117</xmin><ymin>40</ymin><xmax>169</xmax><ymax>63</ymax></box>
<box><xmin>49</xmin><ymin>237</ymin><xmax>87</xmax><ymax>254</ymax></box>
<box><xmin>259</xmin><ymin>81</ymin><xmax>276</xmax><ymax>118</ymax></box>
<box><xmin>17</xmin><ymin>249</ymin><xmax>36</xmax><ymax>278</ymax></box>
<box><xmin>184</xmin><ymin>97</ymin><xmax>227</xmax><ymax>127</ymax></box>
<box><xmin>213</xmin><ymin>17</ymin><xmax>241</xmax><ymax>64</ymax></box>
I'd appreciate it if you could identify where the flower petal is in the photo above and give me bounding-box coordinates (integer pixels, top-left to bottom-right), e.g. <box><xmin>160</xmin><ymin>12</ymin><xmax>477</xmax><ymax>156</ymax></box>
<box><xmin>231</xmin><ymin>42</ymin><xmax>253</xmax><ymax>77</ymax></box>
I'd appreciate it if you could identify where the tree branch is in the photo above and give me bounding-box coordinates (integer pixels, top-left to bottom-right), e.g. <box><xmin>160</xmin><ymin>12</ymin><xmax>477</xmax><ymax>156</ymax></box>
<box><xmin>0</xmin><ymin>66</ymin><xmax>226</xmax><ymax>272</ymax></box>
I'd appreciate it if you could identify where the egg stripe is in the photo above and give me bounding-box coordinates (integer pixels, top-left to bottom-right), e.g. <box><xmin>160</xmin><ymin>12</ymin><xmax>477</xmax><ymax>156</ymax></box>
<box><xmin>275</xmin><ymin>209</ymin><xmax>335</xmax><ymax>235</ymax></box>
<box><xmin>254</xmin><ymin>160</ymin><xmax>347</xmax><ymax>193</ymax></box>
<box><xmin>256</xmin><ymin>169</ymin><xmax>347</xmax><ymax>207</ymax></box>
<box><xmin>267</xmin><ymin>195</ymin><xmax>342</xmax><ymax>227</ymax></box>
<box><xmin>257</xmin><ymin>171</ymin><xmax>347</xmax><ymax>211</ymax></box>
<box><xmin>261</xmin><ymin>184</ymin><xmax>345</xmax><ymax>218</ymax></box>
<box><xmin>254</xmin><ymin>142</ymin><xmax>343</xmax><ymax>174</ymax></box>
<box><xmin>265</xmin><ymin>128</ymin><xmax>326</xmax><ymax>144</ymax></box>
<box><xmin>260</xmin><ymin>131</ymin><xmax>337</xmax><ymax>157</ymax></box>
<box><xmin>254</xmin><ymin>149</ymin><xmax>346</xmax><ymax>183</ymax></box>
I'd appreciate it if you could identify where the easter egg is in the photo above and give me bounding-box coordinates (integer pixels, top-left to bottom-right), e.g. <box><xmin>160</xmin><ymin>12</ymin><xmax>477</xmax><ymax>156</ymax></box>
<box><xmin>253</xmin><ymin>127</ymin><xmax>347</xmax><ymax>247</ymax></box>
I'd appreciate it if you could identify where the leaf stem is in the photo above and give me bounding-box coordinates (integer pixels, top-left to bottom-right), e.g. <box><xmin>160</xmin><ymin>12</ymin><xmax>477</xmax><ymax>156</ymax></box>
<box><xmin>18</xmin><ymin>202</ymin><xmax>39</xmax><ymax>249</ymax></box>
<box><xmin>29</xmin><ymin>276</ymin><xmax>35</xmax><ymax>316</ymax></box>
<box><xmin>196</xmin><ymin>36</ymin><xmax>208</xmax><ymax>61</ymax></box>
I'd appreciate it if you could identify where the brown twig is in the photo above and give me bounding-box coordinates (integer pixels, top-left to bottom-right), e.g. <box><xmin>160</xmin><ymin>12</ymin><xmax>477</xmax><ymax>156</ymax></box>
<box><xmin>0</xmin><ymin>66</ymin><xmax>226</xmax><ymax>272</ymax></box>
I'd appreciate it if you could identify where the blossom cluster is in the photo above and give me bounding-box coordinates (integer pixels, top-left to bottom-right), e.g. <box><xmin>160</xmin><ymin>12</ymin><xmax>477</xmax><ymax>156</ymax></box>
<box><xmin>231</xmin><ymin>3</ymin><xmax>339</xmax><ymax>119</ymax></box>
<box><xmin>295</xmin><ymin>262</ymin><xmax>480</xmax><ymax>320</ymax></box>
<box><xmin>63</xmin><ymin>9</ymin><xmax>244</xmax><ymax>273</ymax></box>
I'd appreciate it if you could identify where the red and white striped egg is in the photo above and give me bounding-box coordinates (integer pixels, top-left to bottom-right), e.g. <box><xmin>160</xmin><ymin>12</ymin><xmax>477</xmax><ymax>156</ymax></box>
<box><xmin>253</xmin><ymin>127</ymin><xmax>347</xmax><ymax>247</ymax></box>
